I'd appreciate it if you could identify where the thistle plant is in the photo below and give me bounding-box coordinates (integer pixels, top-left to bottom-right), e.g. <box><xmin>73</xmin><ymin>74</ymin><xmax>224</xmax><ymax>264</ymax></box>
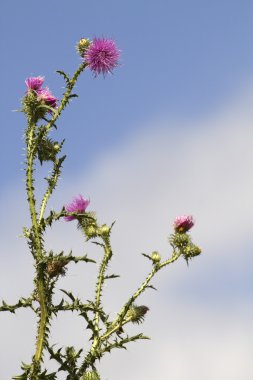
<box><xmin>0</xmin><ymin>37</ymin><xmax>201</xmax><ymax>380</ymax></box>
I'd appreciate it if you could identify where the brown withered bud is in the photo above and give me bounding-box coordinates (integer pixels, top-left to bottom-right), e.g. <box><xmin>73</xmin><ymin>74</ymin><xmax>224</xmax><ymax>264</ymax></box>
<box><xmin>47</xmin><ymin>260</ymin><xmax>68</xmax><ymax>278</ymax></box>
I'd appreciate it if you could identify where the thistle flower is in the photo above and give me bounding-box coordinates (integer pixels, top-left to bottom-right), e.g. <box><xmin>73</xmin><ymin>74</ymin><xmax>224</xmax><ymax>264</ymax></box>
<box><xmin>64</xmin><ymin>195</ymin><xmax>90</xmax><ymax>221</ymax></box>
<box><xmin>84</xmin><ymin>37</ymin><xmax>120</xmax><ymax>76</ymax></box>
<box><xmin>25</xmin><ymin>76</ymin><xmax>44</xmax><ymax>91</ymax></box>
<box><xmin>173</xmin><ymin>215</ymin><xmax>194</xmax><ymax>233</ymax></box>
<box><xmin>37</xmin><ymin>87</ymin><xmax>57</xmax><ymax>108</ymax></box>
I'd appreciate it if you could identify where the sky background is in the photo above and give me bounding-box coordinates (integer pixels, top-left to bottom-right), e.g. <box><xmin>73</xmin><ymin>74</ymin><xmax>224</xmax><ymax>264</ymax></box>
<box><xmin>1</xmin><ymin>0</ymin><xmax>253</xmax><ymax>379</ymax></box>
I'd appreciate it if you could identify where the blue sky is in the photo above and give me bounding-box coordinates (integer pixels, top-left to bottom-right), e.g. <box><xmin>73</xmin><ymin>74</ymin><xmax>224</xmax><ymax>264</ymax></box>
<box><xmin>1</xmin><ymin>0</ymin><xmax>253</xmax><ymax>183</ymax></box>
<box><xmin>1</xmin><ymin>1</ymin><xmax>253</xmax><ymax>379</ymax></box>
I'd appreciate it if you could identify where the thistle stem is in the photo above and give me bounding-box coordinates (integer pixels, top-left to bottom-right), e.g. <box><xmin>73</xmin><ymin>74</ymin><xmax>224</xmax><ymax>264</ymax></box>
<box><xmin>38</xmin><ymin>63</ymin><xmax>87</xmax><ymax>222</ymax></box>
<box><xmin>26</xmin><ymin>120</ymin><xmax>48</xmax><ymax>376</ymax></box>
<box><xmin>77</xmin><ymin>252</ymin><xmax>181</xmax><ymax>376</ymax></box>
<box><xmin>94</xmin><ymin>237</ymin><xmax>112</xmax><ymax>337</ymax></box>
<box><xmin>45</xmin><ymin>62</ymin><xmax>87</xmax><ymax>134</ymax></box>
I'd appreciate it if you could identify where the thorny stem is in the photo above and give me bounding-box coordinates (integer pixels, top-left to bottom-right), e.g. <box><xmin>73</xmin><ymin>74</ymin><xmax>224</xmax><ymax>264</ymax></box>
<box><xmin>38</xmin><ymin>165</ymin><xmax>58</xmax><ymax>223</ymax></box>
<box><xmin>26</xmin><ymin>120</ymin><xmax>48</xmax><ymax>377</ymax></box>
<box><xmin>77</xmin><ymin>251</ymin><xmax>181</xmax><ymax>376</ymax></box>
<box><xmin>45</xmin><ymin>62</ymin><xmax>87</xmax><ymax>134</ymax></box>
<box><xmin>94</xmin><ymin>237</ymin><xmax>112</xmax><ymax>337</ymax></box>
<box><xmin>26</xmin><ymin>63</ymin><xmax>87</xmax><ymax>377</ymax></box>
<box><xmin>81</xmin><ymin>236</ymin><xmax>113</xmax><ymax>374</ymax></box>
<box><xmin>102</xmin><ymin>251</ymin><xmax>181</xmax><ymax>341</ymax></box>
<box><xmin>38</xmin><ymin>63</ymin><xmax>87</xmax><ymax>224</ymax></box>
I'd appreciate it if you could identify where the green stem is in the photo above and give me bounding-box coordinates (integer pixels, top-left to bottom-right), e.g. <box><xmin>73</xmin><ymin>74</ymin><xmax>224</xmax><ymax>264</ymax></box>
<box><xmin>77</xmin><ymin>237</ymin><xmax>113</xmax><ymax>376</ymax></box>
<box><xmin>77</xmin><ymin>252</ymin><xmax>181</xmax><ymax>376</ymax></box>
<box><xmin>94</xmin><ymin>237</ymin><xmax>112</xmax><ymax>335</ymax></box>
<box><xmin>45</xmin><ymin>62</ymin><xmax>87</xmax><ymax>134</ymax></box>
<box><xmin>26</xmin><ymin>120</ymin><xmax>48</xmax><ymax>376</ymax></box>
<box><xmin>38</xmin><ymin>63</ymin><xmax>87</xmax><ymax>223</ymax></box>
<box><xmin>107</xmin><ymin>252</ymin><xmax>181</xmax><ymax>333</ymax></box>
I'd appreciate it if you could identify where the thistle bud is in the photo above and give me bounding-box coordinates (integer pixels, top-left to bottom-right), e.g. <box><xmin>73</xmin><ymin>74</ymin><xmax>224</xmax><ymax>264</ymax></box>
<box><xmin>65</xmin><ymin>346</ymin><xmax>76</xmax><ymax>358</ymax></box>
<box><xmin>170</xmin><ymin>232</ymin><xmax>190</xmax><ymax>249</ymax></box>
<box><xmin>184</xmin><ymin>245</ymin><xmax>202</xmax><ymax>261</ymax></box>
<box><xmin>82</xmin><ymin>370</ymin><xmax>100</xmax><ymax>380</ymax></box>
<box><xmin>47</xmin><ymin>259</ymin><xmax>68</xmax><ymax>278</ymax></box>
<box><xmin>37</xmin><ymin>138</ymin><xmax>60</xmax><ymax>164</ymax></box>
<box><xmin>98</xmin><ymin>224</ymin><xmax>110</xmax><ymax>237</ymax></box>
<box><xmin>84</xmin><ymin>225</ymin><xmax>98</xmax><ymax>239</ymax></box>
<box><xmin>126</xmin><ymin>304</ymin><xmax>149</xmax><ymax>324</ymax></box>
<box><xmin>151</xmin><ymin>251</ymin><xmax>161</xmax><ymax>263</ymax></box>
<box><xmin>76</xmin><ymin>38</ymin><xmax>91</xmax><ymax>57</ymax></box>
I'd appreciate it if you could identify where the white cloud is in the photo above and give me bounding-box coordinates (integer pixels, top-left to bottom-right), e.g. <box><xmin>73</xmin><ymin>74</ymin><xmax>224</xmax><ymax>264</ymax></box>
<box><xmin>1</xmin><ymin>88</ymin><xmax>253</xmax><ymax>379</ymax></box>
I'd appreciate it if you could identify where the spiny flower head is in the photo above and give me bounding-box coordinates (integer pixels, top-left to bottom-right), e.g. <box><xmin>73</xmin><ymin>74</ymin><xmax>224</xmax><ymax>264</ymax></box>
<box><xmin>173</xmin><ymin>215</ymin><xmax>194</xmax><ymax>233</ymax></box>
<box><xmin>37</xmin><ymin>87</ymin><xmax>57</xmax><ymax>108</ymax></box>
<box><xmin>64</xmin><ymin>195</ymin><xmax>90</xmax><ymax>221</ymax></box>
<box><xmin>84</xmin><ymin>37</ymin><xmax>120</xmax><ymax>76</ymax></box>
<box><xmin>126</xmin><ymin>304</ymin><xmax>150</xmax><ymax>324</ymax></box>
<box><xmin>25</xmin><ymin>76</ymin><xmax>44</xmax><ymax>91</ymax></box>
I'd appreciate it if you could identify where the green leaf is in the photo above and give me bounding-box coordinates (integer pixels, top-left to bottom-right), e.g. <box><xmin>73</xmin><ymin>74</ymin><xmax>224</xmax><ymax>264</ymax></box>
<box><xmin>104</xmin><ymin>274</ymin><xmax>120</xmax><ymax>280</ymax></box>
<box><xmin>56</xmin><ymin>70</ymin><xmax>70</xmax><ymax>85</ymax></box>
<box><xmin>60</xmin><ymin>289</ymin><xmax>75</xmax><ymax>302</ymax></box>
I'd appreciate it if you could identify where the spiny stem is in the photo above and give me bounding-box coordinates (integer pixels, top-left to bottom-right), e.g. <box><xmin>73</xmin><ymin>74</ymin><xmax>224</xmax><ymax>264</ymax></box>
<box><xmin>26</xmin><ymin>120</ymin><xmax>48</xmax><ymax>376</ymax></box>
<box><xmin>38</xmin><ymin>63</ymin><xmax>87</xmax><ymax>222</ymax></box>
<box><xmin>77</xmin><ymin>252</ymin><xmax>181</xmax><ymax>376</ymax></box>
<box><xmin>94</xmin><ymin>237</ymin><xmax>112</xmax><ymax>337</ymax></box>
<box><xmin>39</xmin><ymin>156</ymin><xmax>65</xmax><ymax>223</ymax></box>
<box><xmin>34</xmin><ymin>271</ymin><xmax>48</xmax><ymax>363</ymax></box>
<box><xmin>77</xmin><ymin>237</ymin><xmax>113</xmax><ymax>377</ymax></box>
<box><xmin>102</xmin><ymin>252</ymin><xmax>181</xmax><ymax>341</ymax></box>
<box><xmin>45</xmin><ymin>62</ymin><xmax>87</xmax><ymax>134</ymax></box>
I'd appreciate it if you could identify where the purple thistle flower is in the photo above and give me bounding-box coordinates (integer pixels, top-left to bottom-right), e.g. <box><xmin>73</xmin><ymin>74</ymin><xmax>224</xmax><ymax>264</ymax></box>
<box><xmin>25</xmin><ymin>76</ymin><xmax>44</xmax><ymax>91</ymax></box>
<box><xmin>173</xmin><ymin>215</ymin><xmax>194</xmax><ymax>233</ymax></box>
<box><xmin>37</xmin><ymin>87</ymin><xmax>57</xmax><ymax>108</ymax></box>
<box><xmin>84</xmin><ymin>37</ymin><xmax>120</xmax><ymax>76</ymax></box>
<box><xmin>64</xmin><ymin>195</ymin><xmax>90</xmax><ymax>221</ymax></box>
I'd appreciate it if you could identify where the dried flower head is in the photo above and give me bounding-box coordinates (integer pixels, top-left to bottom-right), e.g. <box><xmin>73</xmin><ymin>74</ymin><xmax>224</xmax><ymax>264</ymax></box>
<box><xmin>173</xmin><ymin>215</ymin><xmax>194</xmax><ymax>233</ymax></box>
<box><xmin>37</xmin><ymin>87</ymin><xmax>57</xmax><ymax>108</ymax></box>
<box><xmin>64</xmin><ymin>195</ymin><xmax>90</xmax><ymax>221</ymax></box>
<box><xmin>84</xmin><ymin>37</ymin><xmax>120</xmax><ymax>76</ymax></box>
<box><xmin>25</xmin><ymin>76</ymin><xmax>44</xmax><ymax>91</ymax></box>
<box><xmin>47</xmin><ymin>260</ymin><xmax>68</xmax><ymax>278</ymax></box>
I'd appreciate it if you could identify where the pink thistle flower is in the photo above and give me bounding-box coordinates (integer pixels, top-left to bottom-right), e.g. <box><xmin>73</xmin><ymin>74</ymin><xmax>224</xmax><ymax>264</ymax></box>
<box><xmin>64</xmin><ymin>195</ymin><xmax>90</xmax><ymax>221</ymax></box>
<box><xmin>25</xmin><ymin>76</ymin><xmax>44</xmax><ymax>91</ymax></box>
<box><xmin>173</xmin><ymin>215</ymin><xmax>194</xmax><ymax>233</ymax></box>
<box><xmin>84</xmin><ymin>37</ymin><xmax>120</xmax><ymax>76</ymax></box>
<box><xmin>37</xmin><ymin>87</ymin><xmax>57</xmax><ymax>108</ymax></box>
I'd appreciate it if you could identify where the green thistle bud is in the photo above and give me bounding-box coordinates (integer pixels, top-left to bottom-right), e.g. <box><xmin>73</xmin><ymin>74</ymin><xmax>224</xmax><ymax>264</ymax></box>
<box><xmin>98</xmin><ymin>224</ymin><xmax>110</xmax><ymax>237</ymax></box>
<box><xmin>22</xmin><ymin>91</ymin><xmax>45</xmax><ymax>121</ymax></box>
<box><xmin>85</xmin><ymin>225</ymin><xmax>98</xmax><ymax>239</ymax></box>
<box><xmin>82</xmin><ymin>370</ymin><xmax>100</xmax><ymax>380</ymax></box>
<box><xmin>76</xmin><ymin>38</ymin><xmax>91</xmax><ymax>57</ymax></box>
<box><xmin>184</xmin><ymin>244</ymin><xmax>202</xmax><ymax>261</ymax></box>
<box><xmin>151</xmin><ymin>251</ymin><xmax>161</xmax><ymax>263</ymax></box>
<box><xmin>65</xmin><ymin>346</ymin><xmax>76</xmax><ymax>358</ymax></box>
<box><xmin>169</xmin><ymin>232</ymin><xmax>190</xmax><ymax>249</ymax></box>
<box><xmin>37</xmin><ymin>138</ymin><xmax>61</xmax><ymax>164</ymax></box>
<box><xmin>126</xmin><ymin>304</ymin><xmax>149</xmax><ymax>324</ymax></box>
